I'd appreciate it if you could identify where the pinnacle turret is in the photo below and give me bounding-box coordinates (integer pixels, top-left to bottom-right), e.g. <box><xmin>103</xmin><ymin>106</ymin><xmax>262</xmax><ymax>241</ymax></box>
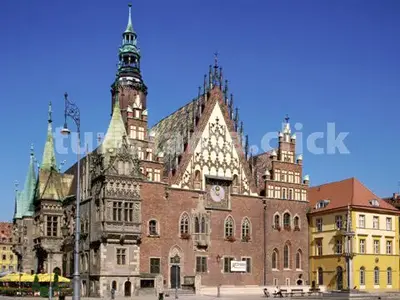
<box><xmin>41</xmin><ymin>102</ymin><xmax>57</xmax><ymax>171</ymax></box>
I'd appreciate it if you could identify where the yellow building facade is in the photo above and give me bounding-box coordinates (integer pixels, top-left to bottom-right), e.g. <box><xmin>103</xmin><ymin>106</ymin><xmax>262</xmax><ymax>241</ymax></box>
<box><xmin>308</xmin><ymin>178</ymin><xmax>400</xmax><ymax>292</ymax></box>
<box><xmin>0</xmin><ymin>222</ymin><xmax>18</xmax><ymax>273</ymax></box>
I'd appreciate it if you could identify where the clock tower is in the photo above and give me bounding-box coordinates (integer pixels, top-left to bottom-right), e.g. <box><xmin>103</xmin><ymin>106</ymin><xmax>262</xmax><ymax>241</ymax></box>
<box><xmin>111</xmin><ymin>3</ymin><xmax>148</xmax><ymax>141</ymax></box>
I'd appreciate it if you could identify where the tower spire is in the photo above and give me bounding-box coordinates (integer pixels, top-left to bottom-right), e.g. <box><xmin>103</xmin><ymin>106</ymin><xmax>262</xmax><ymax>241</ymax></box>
<box><xmin>18</xmin><ymin>144</ymin><xmax>37</xmax><ymax>218</ymax></box>
<box><xmin>41</xmin><ymin>102</ymin><xmax>57</xmax><ymax>171</ymax></box>
<box><xmin>125</xmin><ymin>3</ymin><xmax>134</xmax><ymax>33</ymax></box>
<box><xmin>114</xmin><ymin>3</ymin><xmax>145</xmax><ymax>92</ymax></box>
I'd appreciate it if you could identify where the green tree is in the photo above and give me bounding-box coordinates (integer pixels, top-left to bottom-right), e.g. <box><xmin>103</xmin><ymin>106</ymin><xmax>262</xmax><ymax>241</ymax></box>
<box><xmin>32</xmin><ymin>274</ymin><xmax>40</xmax><ymax>292</ymax></box>
<box><xmin>53</xmin><ymin>273</ymin><xmax>59</xmax><ymax>292</ymax></box>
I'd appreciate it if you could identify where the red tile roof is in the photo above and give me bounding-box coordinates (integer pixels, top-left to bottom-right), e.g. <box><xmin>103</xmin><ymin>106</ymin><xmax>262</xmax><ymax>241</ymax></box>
<box><xmin>308</xmin><ymin>177</ymin><xmax>399</xmax><ymax>214</ymax></box>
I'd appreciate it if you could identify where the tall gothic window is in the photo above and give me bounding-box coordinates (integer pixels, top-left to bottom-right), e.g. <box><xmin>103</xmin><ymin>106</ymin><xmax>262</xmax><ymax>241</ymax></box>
<box><xmin>294</xmin><ymin>216</ymin><xmax>300</xmax><ymax>228</ymax></box>
<box><xmin>272</xmin><ymin>249</ymin><xmax>279</xmax><ymax>269</ymax></box>
<box><xmin>194</xmin><ymin>215</ymin><xmax>207</xmax><ymax>234</ymax></box>
<box><xmin>241</xmin><ymin>218</ymin><xmax>251</xmax><ymax>240</ymax></box>
<box><xmin>46</xmin><ymin>216</ymin><xmax>58</xmax><ymax>237</ymax></box>
<box><xmin>274</xmin><ymin>214</ymin><xmax>280</xmax><ymax>228</ymax></box>
<box><xmin>179</xmin><ymin>213</ymin><xmax>189</xmax><ymax>234</ymax></box>
<box><xmin>283</xmin><ymin>213</ymin><xmax>291</xmax><ymax>228</ymax></box>
<box><xmin>284</xmin><ymin>243</ymin><xmax>290</xmax><ymax>269</ymax></box>
<box><xmin>224</xmin><ymin>217</ymin><xmax>234</xmax><ymax>238</ymax></box>
<box><xmin>295</xmin><ymin>250</ymin><xmax>302</xmax><ymax>269</ymax></box>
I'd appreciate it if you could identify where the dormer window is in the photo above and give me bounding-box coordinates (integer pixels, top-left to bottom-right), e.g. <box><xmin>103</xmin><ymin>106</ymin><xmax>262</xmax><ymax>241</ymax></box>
<box><xmin>370</xmin><ymin>199</ymin><xmax>380</xmax><ymax>207</ymax></box>
<box><xmin>316</xmin><ymin>199</ymin><xmax>330</xmax><ymax>209</ymax></box>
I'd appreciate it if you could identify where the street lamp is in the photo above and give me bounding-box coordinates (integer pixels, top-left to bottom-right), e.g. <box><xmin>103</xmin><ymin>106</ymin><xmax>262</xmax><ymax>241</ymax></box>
<box><xmin>61</xmin><ymin>92</ymin><xmax>81</xmax><ymax>300</ymax></box>
<box><xmin>48</xmin><ymin>251</ymin><xmax>53</xmax><ymax>300</ymax></box>
<box><xmin>216</xmin><ymin>255</ymin><xmax>221</xmax><ymax>298</ymax></box>
<box><xmin>171</xmin><ymin>254</ymin><xmax>180</xmax><ymax>299</ymax></box>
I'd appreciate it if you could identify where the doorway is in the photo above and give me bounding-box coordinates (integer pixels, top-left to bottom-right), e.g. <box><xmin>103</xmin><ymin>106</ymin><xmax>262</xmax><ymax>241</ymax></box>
<box><xmin>124</xmin><ymin>281</ymin><xmax>131</xmax><ymax>297</ymax></box>
<box><xmin>336</xmin><ymin>266</ymin><xmax>343</xmax><ymax>290</ymax></box>
<box><xmin>170</xmin><ymin>265</ymin><xmax>181</xmax><ymax>289</ymax></box>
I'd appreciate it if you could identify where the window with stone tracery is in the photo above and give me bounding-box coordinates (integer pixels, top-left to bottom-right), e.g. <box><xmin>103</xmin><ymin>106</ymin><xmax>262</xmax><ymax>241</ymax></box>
<box><xmin>224</xmin><ymin>216</ymin><xmax>234</xmax><ymax>238</ymax></box>
<box><xmin>179</xmin><ymin>213</ymin><xmax>190</xmax><ymax>234</ymax></box>
<box><xmin>194</xmin><ymin>215</ymin><xmax>208</xmax><ymax>234</ymax></box>
<box><xmin>241</xmin><ymin>218</ymin><xmax>251</xmax><ymax>240</ymax></box>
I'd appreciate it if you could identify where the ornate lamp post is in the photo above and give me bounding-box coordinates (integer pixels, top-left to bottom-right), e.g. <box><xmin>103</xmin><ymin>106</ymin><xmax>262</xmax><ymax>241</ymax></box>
<box><xmin>61</xmin><ymin>92</ymin><xmax>81</xmax><ymax>300</ymax></box>
<box><xmin>171</xmin><ymin>254</ymin><xmax>180</xmax><ymax>299</ymax></box>
<box><xmin>216</xmin><ymin>255</ymin><xmax>221</xmax><ymax>298</ymax></box>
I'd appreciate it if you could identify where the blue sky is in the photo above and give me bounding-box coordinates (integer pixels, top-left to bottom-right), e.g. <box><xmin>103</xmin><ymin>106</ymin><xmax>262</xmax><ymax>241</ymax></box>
<box><xmin>0</xmin><ymin>0</ymin><xmax>399</xmax><ymax>221</ymax></box>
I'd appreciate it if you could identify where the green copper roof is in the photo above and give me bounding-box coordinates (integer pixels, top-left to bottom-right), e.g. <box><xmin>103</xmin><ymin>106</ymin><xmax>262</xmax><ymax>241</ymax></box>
<box><xmin>100</xmin><ymin>95</ymin><xmax>128</xmax><ymax>153</ymax></box>
<box><xmin>13</xmin><ymin>190</ymin><xmax>23</xmax><ymax>219</ymax></box>
<box><xmin>41</xmin><ymin>102</ymin><xmax>57</xmax><ymax>171</ymax></box>
<box><xmin>15</xmin><ymin>145</ymin><xmax>37</xmax><ymax>218</ymax></box>
<box><xmin>125</xmin><ymin>3</ymin><xmax>135</xmax><ymax>34</ymax></box>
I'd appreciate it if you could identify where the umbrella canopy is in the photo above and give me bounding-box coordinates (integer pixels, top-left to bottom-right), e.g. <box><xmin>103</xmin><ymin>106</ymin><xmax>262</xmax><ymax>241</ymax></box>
<box><xmin>37</xmin><ymin>273</ymin><xmax>70</xmax><ymax>283</ymax></box>
<box><xmin>0</xmin><ymin>273</ymin><xmax>34</xmax><ymax>282</ymax></box>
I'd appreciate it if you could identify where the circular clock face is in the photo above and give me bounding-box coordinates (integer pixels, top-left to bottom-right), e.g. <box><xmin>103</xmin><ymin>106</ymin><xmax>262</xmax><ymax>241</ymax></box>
<box><xmin>210</xmin><ymin>185</ymin><xmax>225</xmax><ymax>202</ymax></box>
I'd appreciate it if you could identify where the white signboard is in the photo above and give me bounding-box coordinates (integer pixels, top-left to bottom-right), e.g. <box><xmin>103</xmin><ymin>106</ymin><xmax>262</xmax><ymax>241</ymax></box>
<box><xmin>230</xmin><ymin>260</ymin><xmax>246</xmax><ymax>272</ymax></box>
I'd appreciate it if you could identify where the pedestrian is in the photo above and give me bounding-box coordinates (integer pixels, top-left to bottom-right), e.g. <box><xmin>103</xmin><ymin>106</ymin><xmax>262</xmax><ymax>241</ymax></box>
<box><xmin>111</xmin><ymin>287</ymin><xmax>115</xmax><ymax>300</ymax></box>
<box><xmin>274</xmin><ymin>286</ymin><xmax>283</xmax><ymax>298</ymax></box>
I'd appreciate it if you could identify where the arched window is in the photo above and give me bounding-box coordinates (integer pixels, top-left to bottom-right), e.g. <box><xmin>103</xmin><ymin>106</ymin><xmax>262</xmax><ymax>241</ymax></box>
<box><xmin>149</xmin><ymin>220</ymin><xmax>158</xmax><ymax>236</ymax></box>
<box><xmin>274</xmin><ymin>214</ymin><xmax>280</xmax><ymax>228</ymax></box>
<box><xmin>360</xmin><ymin>267</ymin><xmax>365</xmax><ymax>286</ymax></box>
<box><xmin>179</xmin><ymin>213</ymin><xmax>189</xmax><ymax>234</ymax></box>
<box><xmin>194</xmin><ymin>216</ymin><xmax>200</xmax><ymax>233</ymax></box>
<box><xmin>111</xmin><ymin>280</ymin><xmax>117</xmax><ymax>290</ymax></box>
<box><xmin>294</xmin><ymin>216</ymin><xmax>300</xmax><ymax>228</ymax></box>
<box><xmin>374</xmin><ymin>267</ymin><xmax>379</xmax><ymax>285</ymax></box>
<box><xmin>318</xmin><ymin>267</ymin><xmax>323</xmax><ymax>285</ymax></box>
<box><xmin>387</xmin><ymin>267</ymin><xmax>392</xmax><ymax>285</ymax></box>
<box><xmin>272</xmin><ymin>249</ymin><xmax>279</xmax><ymax>269</ymax></box>
<box><xmin>224</xmin><ymin>216</ymin><xmax>234</xmax><ymax>238</ymax></box>
<box><xmin>284</xmin><ymin>243</ymin><xmax>290</xmax><ymax>269</ymax></box>
<box><xmin>295</xmin><ymin>250</ymin><xmax>302</xmax><ymax>269</ymax></box>
<box><xmin>283</xmin><ymin>213</ymin><xmax>291</xmax><ymax>228</ymax></box>
<box><xmin>201</xmin><ymin>216</ymin><xmax>206</xmax><ymax>233</ymax></box>
<box><xmin>241</xmin><ymin>218</ymin><xmax>251</xmax><ymax>240</ymax></box>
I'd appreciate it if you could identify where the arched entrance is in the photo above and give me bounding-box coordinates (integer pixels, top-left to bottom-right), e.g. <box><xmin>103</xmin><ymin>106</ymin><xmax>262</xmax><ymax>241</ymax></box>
<box><xmin>336</xmin><ymin>266</ymin><xmax>343</xmax><ymax>290</ymax></box>
<box><xmin>124</xmin><ymin>281</ymin><xmax>132</xmax><ymax>297</ymax></box>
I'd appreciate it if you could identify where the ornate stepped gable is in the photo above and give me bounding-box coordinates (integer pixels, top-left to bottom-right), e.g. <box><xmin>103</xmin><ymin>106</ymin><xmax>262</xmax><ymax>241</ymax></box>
<box><xmin>151</xmin><ymin>60</ymin><xmax>257</xmax><ymax>195</ymax></box>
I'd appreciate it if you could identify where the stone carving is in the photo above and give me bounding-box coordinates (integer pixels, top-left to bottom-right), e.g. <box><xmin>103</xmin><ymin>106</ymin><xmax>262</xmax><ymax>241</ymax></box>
<box><xmin>105</xmin><ymin>179</ymin><xmax>140</xmax><ymax>199</ymax></box>
<box><xmin>181</xmin><ymin>114</ymin><xmax>249</xmax><ymax>194</ymax></box>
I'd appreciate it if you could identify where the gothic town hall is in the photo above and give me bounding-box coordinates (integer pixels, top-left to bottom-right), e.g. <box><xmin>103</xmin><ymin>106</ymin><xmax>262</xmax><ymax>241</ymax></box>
<box><xmin>12</xmin><ymin>4</ymin><xmax>310</xmax><ymax>297</ymax></box>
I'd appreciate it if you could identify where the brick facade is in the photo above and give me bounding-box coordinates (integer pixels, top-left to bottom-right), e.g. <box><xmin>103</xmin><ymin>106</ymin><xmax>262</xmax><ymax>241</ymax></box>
<box><xmin>12</xmin><ymin>4</ymin><xmax>310</xmax><ymax>297</ymax></box>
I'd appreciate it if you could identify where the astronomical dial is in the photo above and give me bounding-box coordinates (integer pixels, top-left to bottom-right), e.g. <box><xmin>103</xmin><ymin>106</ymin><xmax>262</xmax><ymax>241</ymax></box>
<box><xmin>210</xmin><ymin>185</ymin><xmax>225</xmax><ymax>202</ymax></box>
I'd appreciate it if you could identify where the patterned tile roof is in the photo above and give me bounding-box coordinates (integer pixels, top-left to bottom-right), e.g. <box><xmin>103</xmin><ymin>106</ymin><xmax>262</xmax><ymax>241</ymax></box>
<box><xmin>150</xmin><ymin>99</ymin><xmax>196</xmax><ymax>157</ymax></box>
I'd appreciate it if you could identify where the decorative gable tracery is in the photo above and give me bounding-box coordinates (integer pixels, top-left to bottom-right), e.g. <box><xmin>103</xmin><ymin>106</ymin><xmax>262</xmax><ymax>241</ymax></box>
<box><xmin>178</xmin><ymin>102</ymin><xmax>251</xmax><ymax>195</ymax></box>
